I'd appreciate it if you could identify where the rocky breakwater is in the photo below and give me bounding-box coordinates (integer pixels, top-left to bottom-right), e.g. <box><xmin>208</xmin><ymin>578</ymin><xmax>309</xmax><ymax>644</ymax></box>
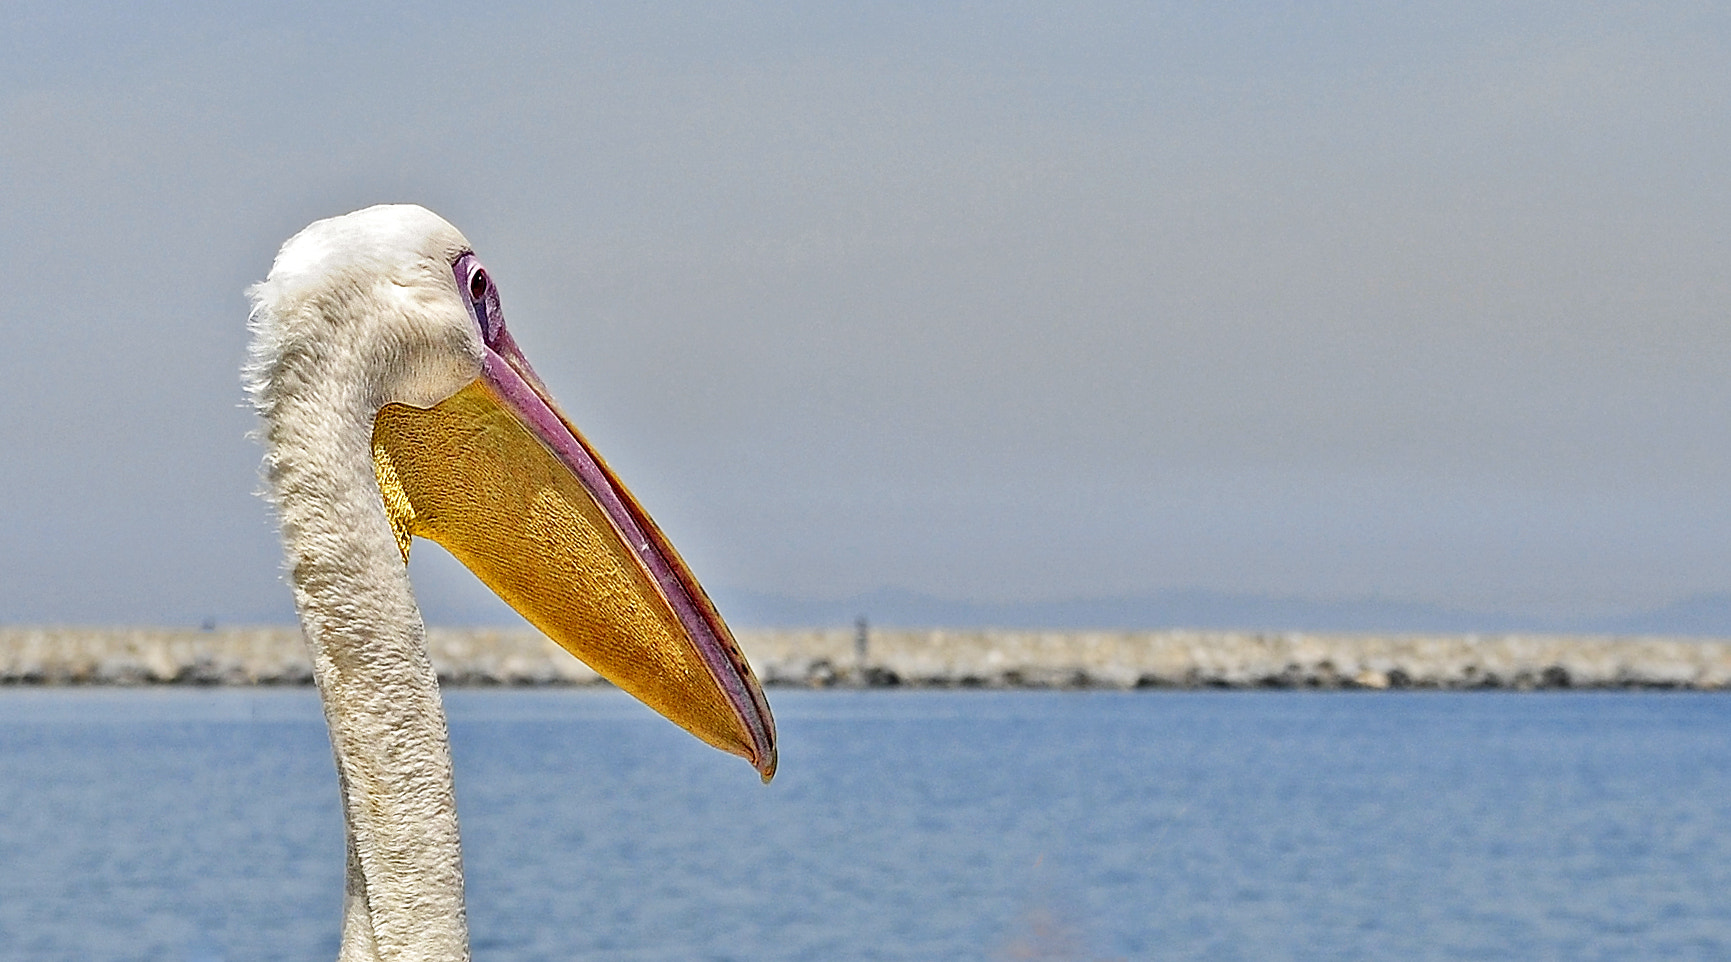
<box><xmin>750</xmin><ymin>629</ymin><xmax>1731</xmax><ymax>689</ymax></box>
<box><xmin>1</xmin><ymin>627</ymin><xmax>1729</xmax><ymax>689</ymax></box>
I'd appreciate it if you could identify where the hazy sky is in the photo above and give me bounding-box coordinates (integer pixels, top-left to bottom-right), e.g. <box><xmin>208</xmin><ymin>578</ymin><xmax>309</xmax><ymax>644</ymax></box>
<box><xmin>2</xmin><ymin>2</ymin><xmax>1728</xmax><ymax>625</ymax></box>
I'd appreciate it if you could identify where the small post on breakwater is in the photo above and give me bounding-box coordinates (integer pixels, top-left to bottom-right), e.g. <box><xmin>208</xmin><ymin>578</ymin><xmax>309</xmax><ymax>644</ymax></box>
<box><xmin>854</xmin><ymin>615</ymin><xmax>869</xmax><ymax>669</ymax></box>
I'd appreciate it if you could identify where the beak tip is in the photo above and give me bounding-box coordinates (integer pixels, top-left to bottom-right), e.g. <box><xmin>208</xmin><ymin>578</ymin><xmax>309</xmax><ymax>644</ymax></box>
<box><xmin>758</xmin><ymin>747</ymin><xmax>778</xmax><ymax>784</ymax></box>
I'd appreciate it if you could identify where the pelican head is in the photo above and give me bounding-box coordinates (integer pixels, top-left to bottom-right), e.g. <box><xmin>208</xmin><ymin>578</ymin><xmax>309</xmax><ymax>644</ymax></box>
<box><xmin>247</xmin><ymin>204</ymin><xmax>774</xmax><ymax>961</ymax></box>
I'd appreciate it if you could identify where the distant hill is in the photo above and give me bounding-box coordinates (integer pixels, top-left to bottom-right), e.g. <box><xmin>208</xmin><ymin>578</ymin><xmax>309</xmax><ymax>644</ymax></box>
<box><xmin>709</xmin><ymin>588</ymin><xmax>1731</xmax><ymax>638</ymax></box>
<box><xmin>1587</xmin><ymin>593</ymin><xmax>1731</xmax><ymax>637</ymax></box>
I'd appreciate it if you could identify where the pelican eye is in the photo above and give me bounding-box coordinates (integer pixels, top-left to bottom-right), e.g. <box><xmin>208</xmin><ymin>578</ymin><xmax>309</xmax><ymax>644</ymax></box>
<box><xmin>468</xmin><ymin>268</ymin><xmax>489</xmax><ymax>301</ymax></box>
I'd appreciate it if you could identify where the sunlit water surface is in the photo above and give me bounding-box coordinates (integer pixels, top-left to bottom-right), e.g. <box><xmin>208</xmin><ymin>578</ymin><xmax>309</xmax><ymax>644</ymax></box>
<box><xmin>0</xmin><ymin>689</ymin><xmax>1727</xmax><ymax>961</ymax></box>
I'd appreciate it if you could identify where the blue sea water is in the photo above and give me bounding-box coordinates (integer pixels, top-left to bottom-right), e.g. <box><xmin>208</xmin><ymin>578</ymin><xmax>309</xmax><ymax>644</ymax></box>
<box><xmin>0</xmin><ymin>689</ymin><xmax>1727</xmax><ymax>961</ymax></box>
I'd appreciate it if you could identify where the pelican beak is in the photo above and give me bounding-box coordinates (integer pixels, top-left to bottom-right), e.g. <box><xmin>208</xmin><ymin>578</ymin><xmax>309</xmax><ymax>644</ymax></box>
<box><xmin>368</xmin><ymin>332</ymin><xmax>776</xmax><ymax>781</ymax></box>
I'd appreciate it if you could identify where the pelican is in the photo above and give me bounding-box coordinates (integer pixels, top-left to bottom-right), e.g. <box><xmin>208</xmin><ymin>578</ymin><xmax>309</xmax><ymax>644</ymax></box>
<box><xmin>245</xmin><ymin>204</ymin><xmax>775</xmax><ymax>962</ymax></box>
